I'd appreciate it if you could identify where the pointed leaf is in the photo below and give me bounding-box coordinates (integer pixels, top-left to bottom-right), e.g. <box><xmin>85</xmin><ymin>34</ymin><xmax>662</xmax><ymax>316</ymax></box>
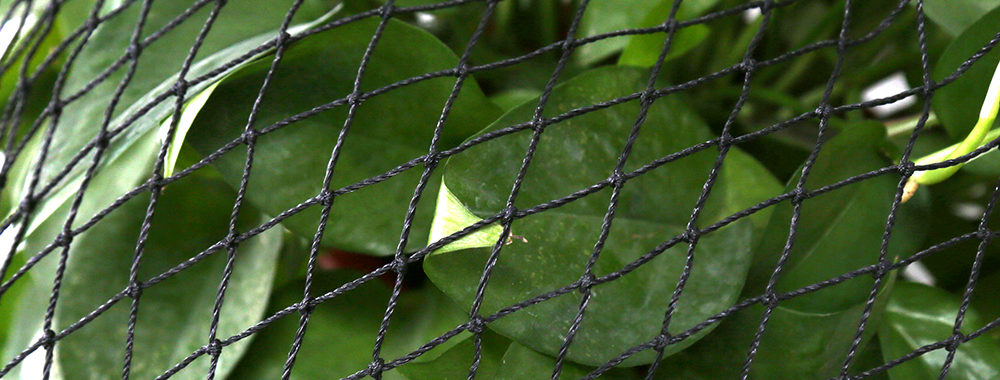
<box><xmin>425</xmin><ymin>66</ymin><xmax>780</xmax><ymax>366</ymax></box>
<box><xmin>185</xmin><ymin>17</ymin><xmax>501</xmax><ymax>256</ymax></box>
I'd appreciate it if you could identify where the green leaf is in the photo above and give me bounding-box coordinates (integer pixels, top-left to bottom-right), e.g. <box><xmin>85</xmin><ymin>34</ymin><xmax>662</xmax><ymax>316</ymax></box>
<box><xmin>11</xmin><ymin>167</ymin><xmax>282</xmax><ymax>379</ymax></box>
<box><xmin>575</xmin><ymin>0</ymin><xmax>719</xmax><ymax>65</ymax></box>
<box><xmin>617</xmin><ymin>0</ymin><xmax>710</xmax><ymax>68</ymax></box>
<box><xmin>653</xmin><ymin>275</ymin><xmax>896</xmax><ymax>379</ymax></box>
<box><xmin>879</xmin><ymin>282</ymin><xmax>1000</xmax><ymax>380</ymax></box>
<box><xmin>228</xmin><ymin>272</ymin><xmax>470</xmax><ymax>380</ymax></box>
<box><xmin>425</xmin><ymin>66</ymin><xmax>780</xmax><ymax>366</ymax></box>
<box><xmin>491</xmin><ymin>88</ymin><xmax>543</xmax><ymax>112</ymax></box>
<box><xmin>970</xmin><ymin>271</ymin><xmax>1000</xmax><ymax>342</ymax></box>
<box><xmin>924</xmin><ymin>0</ymin><xmax>1000</xmax><ymax>37</ymax></box>
<box><xmin>494</xmin><ymin>343</ymin><xmax>639</xmax><ymax>380</ymax></box>
<box><xmin>746</xmin><ymin>121</ymin><xmax>926</xmax><ymax>313</ymax></box>
<box><xmin>398</xmin><ymin>331</ymin><xmax>509</xmax><ymax>380</ymax></box>
<box><xmin>185</xmin><ymin>17</ymin><xmax>501</xmax><ymax>256</ymax></box>
<box><xmin>932</xmin><ymin>5</ymin><xmax>1000</xmax><ymax>139</ymax></box>
<box><xmin>159</xmin><ymin>80</ymin><xmax>222</xmax><ymax>178</ymax></box>
<box><xmin>22</xmin><ymin>0</ymin><xmax>337</xmax><ymax>237</ymax></box>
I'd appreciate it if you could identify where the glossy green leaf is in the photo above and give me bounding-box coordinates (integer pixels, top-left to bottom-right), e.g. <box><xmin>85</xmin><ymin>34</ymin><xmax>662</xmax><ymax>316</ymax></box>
<box><xmin>229</xmin><ymin>272</ymin><xmax>470</xmax><ymax>380</ymax></box>
<box><xmin>653</xmin><ymin>275</ymin><xmax>895</xmax><ymax>379</ymax></box>
<box><xmin>970</xmin><ymin>271</ymin><xmax>1000</xmax><ymax>341</ymax></box>
<box><xmin>185</xmin><ymin>18</ymin><xmax>501</xmax><ymax>256</ymax></box>
<box><xmin>491</xmin><ymin>88</ymin><xmax>543</xmax><ymax>112</ymax></box>
<box><xmin>924</xmin><ymin>0</ymin><xmax>1000</xmax><ymax>37</ymax></box>
<box><xmin>22</xmin><ymin>0</ymin><xmax>337</xmax><ymax>237</ymax></box>
<box><xmin>879</xmin><ymin>282</ymin><xmax>1000</xmax><ymax>380</ymax></box>
<box><xmin>932</xmin><ymin>5</ymin><xmax>1000</xmax><ymax>139</ymax></box>
<box><xmin>746</xmin><ymin>122</ymin><xmax>926</xmax><ymax>313</ymax></box>
<box><xmin>398</xmin><ymin>331</ymin><xmax>509</xmax><ymax>380</ymax></box>
<box><xmin>494</xmin><ymin>342</ymin><xmax>639</xmax><ymax>380</ymax></box>
<box><xmin>10</xmin><ymin>166</ymin><xmax>282</xmax><ymax>379</ymax></box>
<box><xmin>575</xmin><ymin>0</ymin><xmax>719</xmax><ymax>65</ymax></box>
<box><xmin>617</xmin><ymin>0</ymin><xmax>710</xmax><ymax>68</ymax></box>
<box><xmin>425</xmin><ymin>66</ymin><xmax>780</xmax><ymax>366</ymax></box>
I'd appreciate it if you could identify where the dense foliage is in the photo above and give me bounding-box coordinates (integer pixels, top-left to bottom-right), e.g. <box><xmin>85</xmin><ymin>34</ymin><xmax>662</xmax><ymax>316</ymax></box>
<box><xmin>2</xmin><ymin>0</ymin><xmax>1000</xmax><ymax>378</ymax></box>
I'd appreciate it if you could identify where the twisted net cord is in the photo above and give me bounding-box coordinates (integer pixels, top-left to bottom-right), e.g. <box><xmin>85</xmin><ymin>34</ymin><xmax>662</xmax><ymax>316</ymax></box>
<box><xmin>0</xmin><ymin>0</ymin><xmax>997</xmax><ymax>379</ymax></box>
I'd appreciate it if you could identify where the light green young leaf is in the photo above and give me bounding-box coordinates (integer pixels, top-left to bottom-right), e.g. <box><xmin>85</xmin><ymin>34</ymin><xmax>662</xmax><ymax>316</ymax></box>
<box><xmin>159</xmin><ymin>80</ymin><xmax>222</xmax><ymax>178</ymax></box>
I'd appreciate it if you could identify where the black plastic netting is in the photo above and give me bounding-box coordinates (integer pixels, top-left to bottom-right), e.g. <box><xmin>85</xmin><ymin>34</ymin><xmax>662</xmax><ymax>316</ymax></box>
<box><xmin>0</xmin><ymin>0</ymin><xmax>999</xmax><ymax>378</ymax></box>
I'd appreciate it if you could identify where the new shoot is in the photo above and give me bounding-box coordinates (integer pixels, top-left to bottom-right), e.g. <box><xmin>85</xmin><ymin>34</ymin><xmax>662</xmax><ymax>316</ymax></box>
<box><xmin>902</xmin><ymin>59</ymin><xmax>1000</xmax><ymax>203</ymax></box>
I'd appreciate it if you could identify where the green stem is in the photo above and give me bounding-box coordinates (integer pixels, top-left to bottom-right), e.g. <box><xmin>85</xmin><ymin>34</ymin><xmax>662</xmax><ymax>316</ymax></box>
<box><xmin>913</xmin><ymin>61</ymin><xmax>1000</xmax><ymax>185</ymax></box>
<box><xmin>903</xmin><ymin>59</ymin><xmax>1000</xmax><ymax>202</ymax></box>
<box><xmin>886</xmin><ymin>112</ymin><xmax>938</xmax><ymax>138</ymax></box>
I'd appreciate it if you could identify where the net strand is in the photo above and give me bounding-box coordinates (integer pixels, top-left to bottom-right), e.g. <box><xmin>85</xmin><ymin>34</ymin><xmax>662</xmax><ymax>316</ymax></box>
<box><xmin>1</xmin><ymin>0</ymin><xmax>999</xmax><ymax>378</ymax></box>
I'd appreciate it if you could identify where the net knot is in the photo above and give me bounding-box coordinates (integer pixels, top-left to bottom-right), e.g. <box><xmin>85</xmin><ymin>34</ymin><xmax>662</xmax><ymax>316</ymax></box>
<box><xmin>922</xmin><ymin>80</ymin><xmax>936</xmax><ymax>98</ymax></box>
<box><xmin>206</xmin><ymin>339</ymin><xmax>223</xmax><ymax>357</ymax></box>
<box><xmin>18</xmin><ymin>196</ymin><xmax>36</xmax><ymax>212</ymax></box>
<box><xmin>241</xmin><ymin>129</ymin><xmax>259</xmax><ymax>145</ymax></box>
<box><xmin>125</xmin><ymin>45</ymin><xmax>141</xmax><ymax>60</ymax></box>
<box><xmin>741</xmin><ymin>58</ymin><xmax>757</xmax><ymax>73</ymax></box>
<box><xmin>500</xmin><ymin>207</ymin><xmax>517</xmax><ymax>224</ymax></box>
<box><xmin>652</xmin><ymin>333</ymin><xmax>670</xmax><ymax>351</ymax></box>
<box><xmin>423</xmin><ymin>153</ymin><xmax>440</xmax><ymax>169</ymax></box>
<box><xmin>898</xmin><ymin>160</ymin><xmax>915</xmax><ymax>177</ymax></box>
<box><xmin>297</xmin><ymin>300</ymin><xmax>314</xmax><ymax>316</ymax></box>
<box><xmin>946</xmin><ymin>333</ymin><xmax>965</xmax><ymax>352</ymax></box>
<box><xmin>391</xmin><ymin>258</ymin><xmax>407</xmax><ymax>273</ymax></box>
<box><xmin>42</xmin><ymin>329</ymin><xmax>56</xmax><ymax>348</ymax></box>
<box><xmin>561</xmin><ymin>37</ymin><xmax>576</xmax><ymax>52</ymax></box>
<box><xmin>54</xmin><ymin>232</ymin><xmax>73</xmax><ymax>247</ymax></box>
<box><xmin>172</xmin><ymin>79</ymin><xmax>189</xmax><ymax>96</ymax></box>
<box><xmin>96</xmin><ymin>133</ymin><xmax>111</xmax><ymax>150</ymax></box>
<box><xmin>347</xmin><ymin>93</ymin><xmax>363</xmax><ymax>107</ymax></box>
<box><xmin>455</xmin><ymin>64</ymin><xmax>469</xmax><ymax>78</ymax></box>
<box><xmin>319</xmin><ymin>189</ymin><xmax>334</xmax><ymax>207</ymax></box>
<box><xmin>761</xmin><ymin>293</ymin><xmax>780</xmax><ymax>309</ymax></box>
<box><xmin>609</xmin><ymin>171</ymin><xmax>626</xmax><ymax>188</ymax></box>
<box><xmin>814</xmin><ymin>104</ymin><xmax>832</xmax><ymax>118</ymax></box>
<box><xmin>660</xmin><ymin>19</ymin><xmax>678</xmax><ymax>32</ymax></box>
<box><xmin>277</xmin><ymin>31</ymin><xmax>292</xmax><ymax>44</ymax></box>
<box><xmin>379</xmin><ymin>4</ymin><xmax>394</xmax><ymax>19</ymax></box>
<box><xmin>468</xmin><ymin>316</ymin><xmax>487</xmax><ymax>334</ymax></box>
<box><xmin>977</xmin><ymin>227</ymin><xmax>993</xmax><ymax>241</ymax></box>
<box><xmin>792</xmin><ymin>188</ymin><xmax>808</xmax><ymax>204</ymax></box>
<box><xmin>578</xmin><ymin>273</ymin><xmax>596</xmax><ymax>293</ymax></box>
<box><xmin>224</xmin><ymin>232</ymin><xmax>240</xmax><ymax>249</ymax></box>
<box><xmin>683</xmin><ymin>227</ymin><xmax>700</xmax><ymax>244</ymax></box>
<box><xmin>873</xmin><ymin>261</ymin><xmax>891</xmax><ymax>279</ymax></box>
<box><xmin>126</xmin><ymin>282</ymin><xmax>143</xmax><ymax>299</ymax></box>
<box><xmin>368</xmin><ymin>357</ymin><xmax>386</xmax><ymax>376</ymax></box>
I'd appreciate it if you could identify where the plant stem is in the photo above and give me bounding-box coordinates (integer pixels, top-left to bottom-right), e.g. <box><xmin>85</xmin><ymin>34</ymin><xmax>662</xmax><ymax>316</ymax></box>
<box><xmin>902</xmin><ymin>59</ymin><xmax>1000</xmax><ymax>202</ymax></box>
